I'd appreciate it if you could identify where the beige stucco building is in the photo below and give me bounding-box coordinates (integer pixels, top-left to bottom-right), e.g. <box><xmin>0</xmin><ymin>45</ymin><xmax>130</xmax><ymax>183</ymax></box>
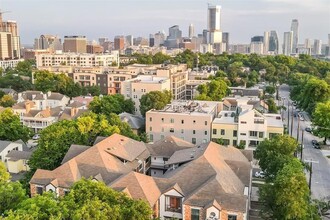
<box><xmin>121</xmin><ymin>75</ymin><xmax>171</xmax><ymax>115</ymax></box>
<box><xmin>146</xmin><ymin>100</ymin><xmax>221</xmax><ymax>145</ymax></box>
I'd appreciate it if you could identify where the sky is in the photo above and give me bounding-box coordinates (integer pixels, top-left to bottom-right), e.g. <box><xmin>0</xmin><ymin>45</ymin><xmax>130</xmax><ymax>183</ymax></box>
<box><xmin>2</xmin><ymin>0</ymin><xmax>330</xmax><ymax>45</ymax></box>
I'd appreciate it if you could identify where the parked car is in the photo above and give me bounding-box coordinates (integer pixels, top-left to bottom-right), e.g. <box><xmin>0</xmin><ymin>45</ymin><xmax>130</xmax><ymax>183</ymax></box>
<box><xmin>312</xmin><ymin>140</ymin><xmax>320</xmax><ymax>149</ymax></box>
<box><xmin>305</xmin><ymin>126</ymin><xmax>312</xmax><ymax>132</ymax></box>
<box><xmin>32</xmin><ymin>134</ymin><xmax>40</xmax><ymax>140</ymax></box>
<box><xmin>255</xmin><ymin>171</ymin><xmax>265</xmax><ymax>178</ymax></box>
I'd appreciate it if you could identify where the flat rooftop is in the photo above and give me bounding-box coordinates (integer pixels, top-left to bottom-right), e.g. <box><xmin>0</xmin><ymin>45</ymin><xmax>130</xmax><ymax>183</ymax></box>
<box><xmin>128</xmin><ymin>76</ymin><xmax>169</xmax><ymax>84</ymax></box>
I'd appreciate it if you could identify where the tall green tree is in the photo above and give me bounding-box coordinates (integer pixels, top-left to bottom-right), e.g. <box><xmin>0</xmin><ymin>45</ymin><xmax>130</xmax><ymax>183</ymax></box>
<box><xmin>195</xmin><ymin>79</ymin><xmax>228</xmax><ymax>101</ymax></box>
<box><xmin>0</xmin><ymin>162</ymin><xmax>27</xmax><ymax>216</ymax></box>
<box><xmin>89</xmin><ymin>94</ymin><xmax>135</xmax><ymax>115</ymax></box>
<box><xmin>0</xmin><ymin>109</ymin><xmax>32</xmax><ymax>142</ymax></box>
<box><xmin>312</xmin><ymin>101</ymin><xmax>330</xmax><ymax>144</ymax></box>
<box><xmin>260</xmin><ymin>159</ymin><xmax>317</xmax><ymax>220</ymax></box>
<box><xmin>255</xmin><ymin>135</ymin><xmax>298</xmax><ymax>179</ymax></box>
<box><xmin>0</xmin><ymin>95</ymin><xmax>16</xmax><ymax>107</ymax></box>
<box><xmin>139</xmin><ymin>90</ymin><xmax>172</xmax><ymax>116</ymax></box>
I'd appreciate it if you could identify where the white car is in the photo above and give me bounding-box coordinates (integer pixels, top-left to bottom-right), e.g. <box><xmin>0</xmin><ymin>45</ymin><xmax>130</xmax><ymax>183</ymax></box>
<box><xmin>32</xmin><ymin>134</ymin><xmax>40</xmax><ymax>140</ymax></box>
<box><xmin>255</xmin><ymin>171</ymin><xmax>265</xmax><ymax>178</ymax></box>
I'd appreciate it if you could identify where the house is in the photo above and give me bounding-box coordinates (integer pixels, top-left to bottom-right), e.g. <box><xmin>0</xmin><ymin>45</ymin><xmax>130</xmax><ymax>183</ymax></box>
<box><xmin>16</xmin><ymin>91</ymin><xmax>70</xmax><ymax>109</ymax></box>
<box><xmin>0</xmin><ymin>140</ymin><xmax>24</xmax><ymax>164</ymax></box>
<box><xmin>119</xmin><ymin>112</ymin><xmax>145</xmax><ymax>134</ymax></box>
<box><xmin>5</xmin><ymin>150</ymin><xmax>32</xmax><ymax>173</ymax></box>
<box><xmin>30</xmin><ymin>133</ymin><xmax>252</xmax><ymax>220</ymax></box>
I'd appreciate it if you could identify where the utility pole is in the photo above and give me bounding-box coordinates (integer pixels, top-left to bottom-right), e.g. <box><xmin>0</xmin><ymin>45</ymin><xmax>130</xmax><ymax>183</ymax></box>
<box><xmin>301</xmin><ymin>130</ymin><xmax>304</xmax><ymax>160</ymax></box>
<box><xmin>290</xmin><ymin>110</ymin><xmax>294</xmax><ymax>136</ymax></box>
<box><xmin>296</xmin><ymin>117</ymin><xmax>300</xmax><ymax>141</ymax></box>
<box><xmin>305</xmin><ymin>159</ymin><xmax>319</xmax><ymax>193</ymax></box>
<box><xmin>287</xmin><ymin>101</ymin><xmax>290</xmax><ymax>133</ymax></box>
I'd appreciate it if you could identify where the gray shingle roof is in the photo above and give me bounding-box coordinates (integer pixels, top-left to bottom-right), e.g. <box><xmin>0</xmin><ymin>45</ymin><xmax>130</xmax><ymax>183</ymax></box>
<box><xmin>0</xmin><ymin>141</ymin><xmax>13</xmax><ymax>153</ymax></box>
<box><xmin>6</xmin><ymin>150</ymin><xmax>32</xmax><ymax>161</ymax></box>
<box><xmin>119</xmin><ymin>112</ymin><xmax>145</xmax><ymax>130</ymax></box>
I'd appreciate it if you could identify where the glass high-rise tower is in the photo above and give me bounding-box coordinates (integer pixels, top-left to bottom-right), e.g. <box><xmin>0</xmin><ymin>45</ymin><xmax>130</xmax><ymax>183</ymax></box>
<box><xmin>290</xmin><ymin>19</ymin><xmax>299</xmax><ymax>53</ymax></box>
<box><xmin>207</xmin><ymin>4</ymin><xmax>222</xmax><ymax>44</ymax></box>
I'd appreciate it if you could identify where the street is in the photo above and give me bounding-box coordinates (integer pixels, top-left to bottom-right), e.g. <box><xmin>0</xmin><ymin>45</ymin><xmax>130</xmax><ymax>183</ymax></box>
<box><xmin>279</xmin><ymin>84</ymin><xmax>330</xmax><ymax>200</ymax></box>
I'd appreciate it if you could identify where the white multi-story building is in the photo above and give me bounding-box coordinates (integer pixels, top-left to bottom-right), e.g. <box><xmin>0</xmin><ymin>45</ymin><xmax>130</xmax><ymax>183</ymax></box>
<box><xmin>283</xmin><ymin>31</ymin><xmax>293</xmax><ymax>56</ymax></box>
<box><xmin>146</xmin><ymin>100</ymin><xmax>221</xmax><ymax>145</ymax></box>
<box><xmin>36</xmin><ymin>51</ymin><xmax>119</xmax><ymax>67</ymax></box>
<box><xmin>121</xmin><ymin>75</ymin><xmax>171</xmax><ymax>115</ymax></box>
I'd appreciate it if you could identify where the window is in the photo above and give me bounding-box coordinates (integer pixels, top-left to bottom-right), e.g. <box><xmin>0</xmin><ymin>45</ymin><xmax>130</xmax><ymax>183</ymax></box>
<box><xmin>213</xmin><ymin>129</ymin><xmax>217</xmax><ymax>135</ymax></box>
<box><xmin>149</xmin><ymin>134</ymin><xmax>153</xmax><ymax>142</ymax></box>
<box><xmin>149</xmin><ymin>127</ymin><xmax>152</xmax><ymax>132</ymax></box>
<box><xmin>181</xmin><ymin>119</ymin><xmax>184</xmax><ymax>124</ymax></box>
<box><xmin>221</xmin><ymin>129</ymin><xmax>225</xmax><ymax>135</ymax></box>
<box><xmin>191</xmin><ymin>208</ymin><xmax>200</xmax><ymax>220</ymax></box>
<box><xmin>192</xmin><ymin>138</ymin><xmax>196</xmax><ymax>144</ymax></box>
<box><xmin>228</xmin><ymin>215</ymin><xmax>237</xmax><ymax>220</ymax></box>
<box><xmin>193</xmin><ymin>130</ymin><xmax>196</xmax><ymax>134</ymax></box>
<box><xmin>165</xmin><ymin>196</ymin><xmax>182</xmax><ymax>213</ymax></box>
<box><xmin>64</xmin><ymin>190</ymin><xmax>70</xmax><ymax>196</ymax></box>
<box><xmin>249</xmin><ymin>131</ymin><xmax>258</xmax><ymax>137</ymax></box>
<box><xmin>233</xmin><ymin>140</ymin><xmax>237</xmax><ymax>146</ymax></box>
<box><xmin>204</xmin><ymin>131</ymin><xmax>207</xmax><ymax>135</ymax></box>
<box><xmin>240</xmin><ymin>133</ymin><xmax>246</xmax><ymax>136</ymax></box>
<box><xmin>223</xmin><ymin>139</ymin><xmax>230</xmax><ymax>145</ymax></box>
<box><xmin>193</xmin><ymin>120</ymin><xmax>196</xmax><ymax>124</ymax></box>
<box><xmin>149</xmin><ymin>117</ymin><xmax>152</xmax><ymax>122</ymax></box>
<box><xmin>170</xmin><ymin>128</ymin><xmax>174</xmax><ymax>133</ymax></box>
<box><xmin>181</xmin><ymin>129</ymin><xmax>184</xmax><ymax>134</ymax></box>
<box><xmin>36</xmin><ymin>186</ymin><xmax>43</xmax><ymax>195</ymax></box>
<box><xmin>254</xmin><ymin>119</ymin><xmax>264</xmax><ymax>124</ymax></box>
<box><xmin>170</xmin><ymin>118</ymin><xmax>174</xmax><ymax>123</ymax></box>
<box><xmin>240</xmin><ymin>121</ymin><xmax>247</xmax><ymax>124</ymax></box>
<box><xmin>161</xmin><ymin>118</ymin><xmax>164</xmax><ymax>122</ymax></box>
<box><xmin>259</xmin><ymin>132</ymin><xmax>264</xmax><ymax>138</ymax></box>
<box><xmin>233</xmin><ymin>130</ymin><xmax>237</xmax><ymax>137</ymax></box>
<box><xmin>205</xmin><ymin>121</ymin><xmax>207</xmax><ymax>126</ymax></box>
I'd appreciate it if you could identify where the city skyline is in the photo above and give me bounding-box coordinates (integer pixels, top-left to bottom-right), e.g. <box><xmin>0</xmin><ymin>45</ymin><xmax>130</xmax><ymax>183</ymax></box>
<box><xmin>2</xmin><ymin>0</ymin><xmax>330</xmax><ymax>45</ymax></box>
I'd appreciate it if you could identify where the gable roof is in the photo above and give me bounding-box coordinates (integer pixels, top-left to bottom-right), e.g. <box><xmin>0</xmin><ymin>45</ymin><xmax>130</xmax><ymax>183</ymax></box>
<box><xmin>61</xmin><ymin>144</ymin><xmax>90</xmax><ymax>164</ymax></box>
<box><xmin>0</xmin><ymin>140</ymin><xmax>14</xmax><ymax>152</ymax></box>
<box><xmin>6</xmin><ymin>150</ymin><xmax>33</xmax><ymax>161</ymax></box>
<box><xmin>119</xmin><ymin>112</ymin><xmax>145</xmax><ymax>130</ymax></box>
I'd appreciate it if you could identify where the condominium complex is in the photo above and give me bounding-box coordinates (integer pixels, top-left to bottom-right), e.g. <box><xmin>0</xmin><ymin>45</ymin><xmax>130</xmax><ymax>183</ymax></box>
<box><xmin>30</xmin><ymin>133</ymin><xmax>252</xmax><ymax>220</ymax></box>
<box><xmin>146</xmin><ymin>100</ymin><xmax>221</xmax><ymax>145</ymax></box>
<box><xmin>212</xmin><ymin>98</ymin><xmax>283</xmax><ymax>149</ymax></box>
<box><xmin>121</xmin><ymin>75</ymin><xmax>171</xmax><ymax>115</ymax></box>
<box><xmin>35</xmin><ymin>51</ymin><xmax>119</xmax><ymax>67</ymax></box>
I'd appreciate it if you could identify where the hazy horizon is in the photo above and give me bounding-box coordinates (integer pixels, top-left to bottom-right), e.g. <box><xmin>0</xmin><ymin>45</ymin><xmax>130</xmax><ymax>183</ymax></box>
<box><xmin>2</xmin><ymin>0</ymin><xmax>330</xmax><ymax>45</ymax></box>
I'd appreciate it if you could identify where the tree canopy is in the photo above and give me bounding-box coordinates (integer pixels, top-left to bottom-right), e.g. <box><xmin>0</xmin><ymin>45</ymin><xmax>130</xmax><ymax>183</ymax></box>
<box><xmin>89</xmin><ymin>94</ymin><xmax>135</xmax><ymax>115</ymax></box>
<box><xmin>0</xmin><ymin>109</ymin><xmax>32</xmax><ymax>142</ymax></box>
<box><xmin>312</xmin><ymin>101</ymin><xmax>330</xmax><ymax>144</ymax></box>
<box><xmin>139</xmin><ymin>90</ymin><xmax>172</xmax><ymax>116</ymax></box>
<box><xmin>195</xmin><ymin>79</ymin><xmax>228</xmax><ymax>101</ymax></box>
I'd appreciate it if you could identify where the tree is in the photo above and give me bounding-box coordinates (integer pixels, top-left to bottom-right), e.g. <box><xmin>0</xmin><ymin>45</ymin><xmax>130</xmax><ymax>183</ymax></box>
<box><xmin>5</xmin><ymin>193</ymin><xmax>64</xmax><ymax>220</ymax></box>
<box><xmin>266</xmin><ymin>98</ymin><xmax>277</xmax><ymax>113</ymax></box>
<box><xmin>0</xmin><ymin>95</ymin><xmax>16</xmax><ymax>107</ymax></box>
<box><xmin>255</xmin><ymin>135</ymin><xmax>298</xmax><ymax>179</ymax></box>
<box><xmin>89</xmin><ymin>94</ymin><xmax>135</xmax><ymax>115</ymax></box>
<box><xmin>265</xmin><ymin>85</ymin><xmax>275</xmax><ymax>95</ymax></box>
<box><xmin>61</xmin><ymin>179</ymin><xmax>152</xmax><ymax>220</ymax></box>
<box><xmin>0</xmin><ymin>162</ymin><xmax>27</xmax><ymax>216</ymax></box>
<box><xmin>260</xmin><ymin>159</ymin><xmax>317</xmax><ymax>220</ymax></box>
<box><xmin>0</xmin><ymin>74</ymin><xmax>33</xmax><ymax>92</ymax></box>
<box><xmin>139</xmin><ymin>90</ymin><xmax>172</xmax><ymax>116</ymax></box>
<box><xmin>312</xmin><ymin>101</ymin><xmax>330</xmax><ymax>144</ymax></box>
<box><xmin>0</xmin><ymin>109</ymin><xmax>32</xmax><ymax>142</ymax></box>
<box><xmin>195</xmin><ymin>79</ymin><xmax>228</xmax><ymax>101</ymax></box>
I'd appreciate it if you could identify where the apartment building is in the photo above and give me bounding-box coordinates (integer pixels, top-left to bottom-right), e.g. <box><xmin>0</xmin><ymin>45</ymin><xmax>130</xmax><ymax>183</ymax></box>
<box><xmin>146</xmin><ymin>100</ymin><xmax>221</xmax><ymax>145</ymax></box>
<box><xmin>185</xmin><ymin>80</ymin><xmax>210</xmax><ymax>100</ymax></box>
<box><xmin>36</xmin><ymin>51</ymin><xmax>119</xmax><ymax>67</ymax></box>
<box><xmin>121</xmin><ymin>75</ymin><xmax>171</xmax><ymax>115</ymax></box>
<box><xmin>212</xmin><ymin>99</ymin><xmax>283</xmax><ymax>149</ymax></box>
<box><xmin>30</xmin><ymin>133</ymin><xmax>252</xmax><ymax>220</ymax></box>
<box><xmin>63</xmin><ymin>35</ymin><xmax>87</xmax><ymax>53</ymax></box>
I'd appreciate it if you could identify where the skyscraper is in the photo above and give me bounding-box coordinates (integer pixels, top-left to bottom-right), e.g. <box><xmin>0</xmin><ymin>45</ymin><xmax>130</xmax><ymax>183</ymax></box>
<box><xmin>313</xmin><ymin>39</ymin><xmax>322</xmax><ymax>55</ymax></box>
<box><xmin>0</xmin><ymin>12</ymin><xmax>20</xmax><ymax>59</ymax></box>
<box><xmin>63</xmin><ymin>36</ymin><xmax>87</xmax><ymax>53</ymax></box>
<box><xmin>263</xmin><ymin>31</ymin><xmax>270</xmax><ymax>55</ymax></box>
<box><xmin>269</xmin><ymin>31</ymin><xmax>279</xmax><ymax>54</ymax></box>
<box><xmin>250</xmin><ymin>36</ymin><xmax>264</xmax><ymax>54</ymax></box>
<box><xmin>222</xmin><ymin>32</ymin><xmax>229</xmax><ymax>52</ymax></box>
<box><xmin>114</xmin><ymin>36</ymin><xmax>125</xmax><ymax>50</ymax></box>
<box><xmin>164</xmin><ymin>25</ymin><xmax>182</xmax><ymax>49</ymax></box>
<box><xmin>189</xmin><ymin>24</ymin><xmax>194</xmax><ymax>38</ymax></box>
<box><xmin>154</xmin><ymin>31</ymin><xmax>166</xmax><ymax>47</ymax></box>
<box><xmin>207</xmin><ymin>4</ymin><xmax>222</xmax><ymax>44</ymax></box>
<box><xmin>34</xmin><ymin>35</ymin><xmax>62</xmax><ymax>52</ymax></box>
<box><xmin>283</xmin><ymin>31</ymin><xmax>293</xmax><ymax>56</ymax></box>
<box><xmin>291</xmin><ymin>19</ymin><xmax>299</xmax><ymax>53</ymax></box>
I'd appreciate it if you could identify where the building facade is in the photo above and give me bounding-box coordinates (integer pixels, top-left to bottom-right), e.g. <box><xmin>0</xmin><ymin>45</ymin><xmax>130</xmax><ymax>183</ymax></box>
<box><xmin>63</xmin><ymin>35</ymin><xmax>87</xmax><ymax>53</ymax></box>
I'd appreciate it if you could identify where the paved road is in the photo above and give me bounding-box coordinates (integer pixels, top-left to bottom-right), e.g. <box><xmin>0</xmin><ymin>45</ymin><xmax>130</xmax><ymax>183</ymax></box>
<box><xmin>279</xmin><ymin>85</ymin><xmax>330</xmax><ymax>200</ymax></box>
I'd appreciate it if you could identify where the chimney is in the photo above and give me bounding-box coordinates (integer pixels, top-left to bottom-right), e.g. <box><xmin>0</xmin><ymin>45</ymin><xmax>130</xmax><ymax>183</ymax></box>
<box><xmin>70</xmin><ymin>107</ymin><xmax>78</xmax><ymax>117</ymax></box>
<box><xmin>25</xmin><ymin>102</ymin><xmax>31</xmax><ymax>113</ymax></box>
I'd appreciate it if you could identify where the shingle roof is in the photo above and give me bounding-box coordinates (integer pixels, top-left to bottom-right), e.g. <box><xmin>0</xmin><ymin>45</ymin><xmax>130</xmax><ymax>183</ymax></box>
<box><xmin>61</xmin><ymin>144</ymin><xmax>90</xmax><ymax>164</ymax></box>
<box><xmin>147</xmin><ymin>136</ymin><xmax>194</xmax><ymax>158</ymax></box>
<box><xmin>110</xmin><ymin>172</ymin><xmax>161</xmax><ymax>206</ymax></box>
<box><xmin>47</xmin><ymin>92</ymin><xmax>65</xmax><ymax>100</ymax></box>
<box><xmin>0</xmin><ymin>141</ymin><xmax>13</xmax><ymax>153</ymax></box>
<box><xmin>6</xmin><ymin>150</ymin><xmax>32</xmax><ymax>161</ymax></box>
<box><xmin>119</xmin><ymin>112</ymin><xmax>145</xmax><ymax>130</ymax></box>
